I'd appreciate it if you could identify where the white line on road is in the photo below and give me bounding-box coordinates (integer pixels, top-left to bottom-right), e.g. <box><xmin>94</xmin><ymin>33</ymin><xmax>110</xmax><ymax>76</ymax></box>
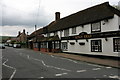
<box><xmin>51</xmin><ymin>55</ymin><xmax>78</xmax><ymax>64</ymax></box>
<box><xmin>92</xmin><ymin>68</ymin><xmax>101</xmax><ymax>70</ymax></box>
<box><xmin>51</xmin><ymin>55</ymin><xmax>54</xmax><ymax>57</ymax></box>
<box><xmin>106</xmin><ymin>67</ymin><xmax>112</xmax><ymax>69</ymax></box>
<box><xmin>38</xmin><ymin>76</ymin><xmax>44</xmax><ymax>79</ymax></box>
<box><xmin>2</xmin><ymin>58</ymin><xmax>16</xmax><ymax>80</ymax></box>
<box><xmin>55</xmin><ymin>73</ymin><xmax>68</xmax><ymax>77</ymax></box>
<box><xmin>31</xmin><ymin>57</ymin><xmax>71</xmax><ymax>72</ymax></box>
<box><xmin>109</xmin><ymin>75</ymin><xmax>120</xmax><ymax>79</ymax></box>
<box><xmin>76</xmin><ymin>70</ymin><xmax>86</xmax><ymax>73</ymax></box>
<box><xmin>27</xmin><ymin>55</ymin><xmax>30</xmax><ymax>59</ymax></box>
<box><xmin>87</xmin><ymin>63</ymin><xmax>103</xmax><ymax>68</ymax></box>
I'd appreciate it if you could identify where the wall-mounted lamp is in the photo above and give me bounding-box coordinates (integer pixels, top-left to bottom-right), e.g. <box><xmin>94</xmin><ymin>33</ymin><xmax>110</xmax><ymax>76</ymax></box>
<box><xmin>67</xmin><ymin>40</ymin><xmax>69</xmax><ymax>42</ymax></box>
<box><xmin>76</xmin><ymin>39</ymin><xmax>78</xmax><ymax>42</ymax></box>
<box><xmin>70</xmin><ymin>42</ymin><xmax>75</xmax><ymax>45</ymax></box>
<box><xmin>86</xmin><ymin>39</ymin><xmax>88</xmax><ymax>42</ymax></box>
<box><xmin>105</xmin><ymin>37</ymin><xmax>108</xmax><ymax>41</ymax></box>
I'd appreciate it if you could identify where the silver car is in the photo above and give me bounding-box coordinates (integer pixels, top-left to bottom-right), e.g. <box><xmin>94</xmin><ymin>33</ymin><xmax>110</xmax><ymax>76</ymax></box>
<box><xmin>0</xmin><ymin>43</ymin><xmax>5</xmax><ymax>49</ymax></box>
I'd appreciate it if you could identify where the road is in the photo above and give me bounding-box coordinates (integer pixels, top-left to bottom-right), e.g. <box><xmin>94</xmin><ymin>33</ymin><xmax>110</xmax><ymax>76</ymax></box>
<box><xmin>2</xmin><ymin>47</ymin><xmax>120</xmax><ymax>80</ymax></box>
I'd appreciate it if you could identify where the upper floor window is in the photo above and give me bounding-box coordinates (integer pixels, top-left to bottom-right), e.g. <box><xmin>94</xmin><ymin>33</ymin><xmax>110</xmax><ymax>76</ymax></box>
<box><xmin>60</xmin><ymin>30</ymin><xmax>62</xmax><ymax>38</ymax></box>
<box><xmin>72</xmin><ymin>27</ymin><xmax>76</xmax><ymax>34</ymax></box>
<box><xmin>47</xmin><ymin>33</ymin><xmax>50</xmax><ymax>37</ymax></box>
<box><xmin>64</xmin><ymin>29</ymin><xmax>69</xmax><ymax>37</ymax></box>
<box><xmin>91</xmin><ymin>22</ymin><xmax>101</xmax><ymax>33</ymax></box>
<box><xmin>54</xmin><ymin>31</ymin><xmax>58</xmax><ymax>36</ymax></box>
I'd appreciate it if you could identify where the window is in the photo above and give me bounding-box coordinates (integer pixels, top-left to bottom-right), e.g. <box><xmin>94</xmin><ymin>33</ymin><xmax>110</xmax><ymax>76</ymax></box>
<box><xmin>113</xmin><ymin>38</ymin><xmax>120</xmax><ymax>52</ymax></box>
<box><xmin>62</xmin><ymin>42</ymin><xmax>68</xmax><ymax>51</ymax></box>
<box><xmin>55</xmin><ymin>41</ymin><xmax>60</xmax><ymax>49</ymax></box>
<box><xmin>91</xmin><ymin>22</ymin><xmax>101</xmax><ymax>32</ymax></box>
<box><xmin>64</xmin><ymin>29</ymin><xmax>69</xmax><ymax>37</ymax></box>
<box><xmin>60</xmin><ymin>30</ymin><xmax>62</xmax><ymax>38</ymax></box>
<box><xmin>54</xmin><ymin>31</ymin><xmax>58</xmax><ymax>36</ymax></box>
<box><xmin>41</xmin><ymin>42</ymin><xmax>47</xmax><ymax>48</ymax></box>
<box><xmin>119</xmin><ymin>25</ymin><xmax>120</xmax><ymax>30</ymax></box>
<box><xmin>34</xmin><ymin>43</ymin><xmax>38</xmax><ymax>48</ymax></box>
<box><xmin>91</xmin><ymin>40</ymin><xmax>102</xmax><ymax>52</ymax></box>
<box><xmin>72</xmin><ymin>27</ymin><xmax>76</xmax><ymax>34</ymax></box>
<box><xmin>47</xmin><ymin>33</ymin><xmax>50</xmax><ymax>37</ymax></box>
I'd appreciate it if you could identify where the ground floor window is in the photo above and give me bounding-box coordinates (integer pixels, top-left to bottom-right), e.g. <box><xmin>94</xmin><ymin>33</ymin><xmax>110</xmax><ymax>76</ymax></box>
<box><xmin>34</xmin><ymin>43</ymin><xmax>38</xmax><ymax>48</ymax></box>
<box><xmin>62</xmin><ymin>42</ymin><xmax>68</xmax><ymax>51</ymax></box>
<box><xmin>91</xmin><ymin>40</ymin><xmax>102</xmax><ymax>52</ymax></box>
<box><xmin>55</xmin><ymin>41</ymin><xmax>60</xmax><ymax>49</ymax></box>
<box><xmin>41</xmin><ymin>42</ymin><xmax>47</xmax><ymax>48</ymax></box>
<box><xmin>113</xmin><ymin>38</ymin><xmax>120</xmax><ymax>52</ymax></box>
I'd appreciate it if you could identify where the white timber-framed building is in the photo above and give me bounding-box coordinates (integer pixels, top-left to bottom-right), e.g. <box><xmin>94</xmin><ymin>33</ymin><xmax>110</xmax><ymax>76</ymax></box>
<box><xmin>28</xmin><ymin>2</ymin><xmax>120</xmax><ymax>57</ymax></box>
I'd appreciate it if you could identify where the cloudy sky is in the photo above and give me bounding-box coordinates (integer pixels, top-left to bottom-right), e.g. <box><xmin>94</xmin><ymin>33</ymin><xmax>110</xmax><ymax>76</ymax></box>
<box><xmin>0</xmin><ymin>0</ymin><xmax>120</xmax><ymax>36</ymax></box>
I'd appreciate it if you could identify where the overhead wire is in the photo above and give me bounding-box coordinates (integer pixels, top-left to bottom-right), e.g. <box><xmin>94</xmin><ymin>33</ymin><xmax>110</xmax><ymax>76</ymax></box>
<box><xmin>35</xmin><ymin>0</ymin><xmax>41</xmax><ymax>29</ymax></box>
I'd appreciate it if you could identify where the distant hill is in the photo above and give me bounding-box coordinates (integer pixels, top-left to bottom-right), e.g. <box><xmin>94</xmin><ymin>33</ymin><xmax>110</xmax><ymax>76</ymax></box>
<box><xmin>0</xmin><ymin>36</ymin><xmax>16</xmax><ymax>42</ymax></box>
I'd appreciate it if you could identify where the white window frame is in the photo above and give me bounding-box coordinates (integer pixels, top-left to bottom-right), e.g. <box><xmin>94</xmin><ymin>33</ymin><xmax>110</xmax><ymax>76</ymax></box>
<box><xmin>62</xmin><ymin>42</ymin><xmax>68</xmax><ymax>51</ymax></box>
<box><xmin>72</xmin><ymin>27</ymin><xmax>76</xmax><ymax>34</ymax></box>
<box><xmin>91</xmin><ymin>22</ymin><xmax>101</xmax><ymax>33</ymax></box>
<box><xmin>64</xmin><ymin>29</ymin><xmax>69</xmax><ymax>37</ymax></box>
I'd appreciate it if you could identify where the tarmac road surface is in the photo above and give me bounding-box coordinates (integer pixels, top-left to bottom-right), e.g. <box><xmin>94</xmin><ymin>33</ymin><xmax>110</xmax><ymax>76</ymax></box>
<box><xmin>2</xmin><ymin>47</ymin><xmax>120</xmax><ymax>80</ymax></box>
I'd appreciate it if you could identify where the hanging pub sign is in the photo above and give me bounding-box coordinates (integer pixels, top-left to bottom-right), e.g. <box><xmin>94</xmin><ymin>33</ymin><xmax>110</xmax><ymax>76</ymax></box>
<box><xmin>61</xmin><ymin>31</ymin><xmax>120</xmax><ymax>40</ymax></box>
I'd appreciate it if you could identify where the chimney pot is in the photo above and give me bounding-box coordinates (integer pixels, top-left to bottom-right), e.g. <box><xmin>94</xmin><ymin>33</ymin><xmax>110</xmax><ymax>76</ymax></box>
<box><xmin>55</xmin><ymin>12</ymin><xmax>60</xmax><ymax>21</ymax></box>
<box><xmin>23</xmin><ymin>29</ymin><xmax>25</xmax><ymax>34</ymax></box>
<box><xmin>18</xmin><ymin>31</ymin><xmax>21</xmax><ymax>35</ymax></box>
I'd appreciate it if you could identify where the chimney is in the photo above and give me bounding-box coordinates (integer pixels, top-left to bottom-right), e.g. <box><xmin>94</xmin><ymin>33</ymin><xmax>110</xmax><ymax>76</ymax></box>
<box><xmin>23</xmin><ymin>29</ymin><xmax>25</xmax><ymax>34</ymax></box>
<box><xmin>55</xmin><ymin>12</ymin><xmax>60</xmax><ymax>21</ymax></box>
<box><xmin>18</xmin><ymin>31</ymin><xmax>21</xmax><ymax>35</ymax></box>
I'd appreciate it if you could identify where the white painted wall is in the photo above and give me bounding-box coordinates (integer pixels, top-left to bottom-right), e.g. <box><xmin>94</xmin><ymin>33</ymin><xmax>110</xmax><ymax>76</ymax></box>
<box><xmin>101</xmin><ymin>15</ymin><xmax>119</xmax><ymax>32</ymax></box>
<box><xmin>62</xmin><ymin>37</ymin><xmax>119</xmax><ymax>57</ymax></box>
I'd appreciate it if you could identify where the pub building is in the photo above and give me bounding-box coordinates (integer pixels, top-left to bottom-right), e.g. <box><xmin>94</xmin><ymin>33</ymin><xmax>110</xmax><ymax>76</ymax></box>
<box><xmin>28</xmin><ymin>2</ymin><xmax>120</xmax><ymax>57</ymax></box>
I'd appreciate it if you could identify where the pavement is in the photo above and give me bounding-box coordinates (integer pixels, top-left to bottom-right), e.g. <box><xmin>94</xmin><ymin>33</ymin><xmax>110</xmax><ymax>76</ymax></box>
<box><xmin>40</xmin><ymin>51</ymin><xmax>120</xmax><ymax>68</ymax></box>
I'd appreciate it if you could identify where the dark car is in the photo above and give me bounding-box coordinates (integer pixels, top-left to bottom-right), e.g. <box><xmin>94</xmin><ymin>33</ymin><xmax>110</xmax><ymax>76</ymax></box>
<box><xmin>0</xmin><ymin>43</ymin><xmax>5</xmax><ymax>49</ymax></box>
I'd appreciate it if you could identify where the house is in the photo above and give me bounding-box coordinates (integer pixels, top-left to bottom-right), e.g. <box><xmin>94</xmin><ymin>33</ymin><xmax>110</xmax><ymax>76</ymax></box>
<box><xmin>16</xmin><ymin>29</ymin><xmax>28</xmax><ymax>47</ymax></box>
<box><xmin>28</xmin><ymin>2</ymin><xmax>120</xmax><ymax>57</ymax></box>
<box><xmin>17</xmin><ymin>29</ymin><xmax>27</xmax><ymax>43</ymax></box>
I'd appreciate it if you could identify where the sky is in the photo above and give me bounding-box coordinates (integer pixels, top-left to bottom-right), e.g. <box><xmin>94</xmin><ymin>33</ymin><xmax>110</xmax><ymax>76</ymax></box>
<box><xmin>0</xmin><ymin>0</ymin><xmax>120</xmax><ymax>36</ymax></box>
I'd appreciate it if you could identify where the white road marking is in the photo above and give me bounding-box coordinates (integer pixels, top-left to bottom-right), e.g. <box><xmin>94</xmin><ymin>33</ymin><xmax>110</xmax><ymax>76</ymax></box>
<box><xmin>38</xmin><ymin>77</ymin><xmax>44</xmax><ymax>79</ymax></box>
<box><xmin>60</xmin><ymin>57</ymin><xmax>78</xmax><ymax>63</ymax></box>
<box><xmin>103</xmin><ymin>75</ymin><xmax>107</xmax><ymax>77</ymax></box>
<box><xmin>76</xmin><ymin>70</ymin><xmax>86</xmax><ymax>73</ymax></box>
<box><xmin>92</xmin><ymin>68</ymin><xmax>101</xmax><ymax>70</ymax></box>
<box><xmin>31</xmin><ymin>57</ymin><xmax>71</xmax><ymax>72</ymax></box>
<box><xmin>106</xmin><ymin>67</ymin><xmax>112</xmax><ymax>69</ymax></box>
<box><xmin>55</xmin><ymin>73</ymin><xmax>68</xmax><ymax>77</ymax></box>
<box><xmin>2</xmin><ymin>58</ymin><xmax>16</xmax><ymax>80</ymax></box>
<box><xmin>27</xmin><ymin>55</ymin><xmax>30</xmax><ymax>59</ymax></box>
<box><xmin>51</xmin><ymin>55</ymin><xmax>78</xmax><ymax>64</ymax></box>
<box><xmin>109</xmin><ymin>75</ymin><xmax>120</xmax><ymax>79</ymax></box>
<box><xmin>51</xmin><ymin>55</ymin><xmax>54</xmax><ymax>57</ymax></box>
<box><xmin>87</xmin><ymin>63</ymin><xmax>103</xmax><ymax>68</ymax></box>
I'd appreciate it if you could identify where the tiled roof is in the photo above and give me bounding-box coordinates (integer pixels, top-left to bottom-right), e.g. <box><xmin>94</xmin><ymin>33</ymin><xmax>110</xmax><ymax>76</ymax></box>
<box><xmin>29</xmin><ymin>2</ymin><xmax>120</xmax><ymax>37</ymax></box>
<box><xmin>47</xmin><ymin>2</ymin><xmax>120</xmax><ymax>32</ymax></box>
<box><xmin>28</xmin><ymin>28</ymin><xmax>43</xmax><ymax>39</ymax></box>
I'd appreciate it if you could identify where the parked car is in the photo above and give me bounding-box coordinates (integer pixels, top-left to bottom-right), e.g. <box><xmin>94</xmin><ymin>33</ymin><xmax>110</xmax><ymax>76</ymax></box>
<box><xmin>13</xmin><ymin>44</ymin><xmax>21</xmax><ymax>48</ymax></box>
<box><xmin>0</xmin><ymin>43</ymin><xmax>5</xmax><ymax>49</ymax></box>
<box><xmin>8</xmin><ymin>44</ymin><xmax>13</xmax><ymax>47</ymax></box>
